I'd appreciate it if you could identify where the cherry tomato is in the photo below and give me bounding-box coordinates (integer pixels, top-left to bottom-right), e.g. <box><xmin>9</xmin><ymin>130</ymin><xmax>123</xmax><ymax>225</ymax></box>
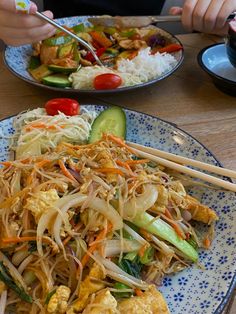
<box><xmin>45</xmin><ymin>98</ymin><xmax>80</xmax><ymax>116</ymax></box>
<box><xmin>93</xmin><ymin>73</ymin><xmax>122</xmax><ymax>90</ymax></box>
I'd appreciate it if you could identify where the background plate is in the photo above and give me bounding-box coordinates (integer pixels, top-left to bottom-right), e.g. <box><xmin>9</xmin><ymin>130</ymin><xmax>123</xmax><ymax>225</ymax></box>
<box><xmin>3</xmin><ymin>16</ymin><xmax>184</xmax><ymax>94</ymax></box>
<box><xmin>0</xmin><ymin>105</ymin><xmax>235</xmax><ymax>313</ymax></box>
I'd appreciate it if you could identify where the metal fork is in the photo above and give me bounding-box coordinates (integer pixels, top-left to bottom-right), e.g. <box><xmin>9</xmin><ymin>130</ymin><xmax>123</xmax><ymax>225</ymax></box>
<box><xmin>35</xmin><ymin>11</ymin><xmax>104</xmax><ymax>66</ymax></box>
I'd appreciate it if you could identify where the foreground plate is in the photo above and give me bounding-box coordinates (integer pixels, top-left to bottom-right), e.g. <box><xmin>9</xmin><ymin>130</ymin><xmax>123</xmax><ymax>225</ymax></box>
<box><xmin>0</xmin><ymin>105</ymin><xmax>235</xmax><ymax>313</ymax></box>
<box><xmin>3</xmin><ymin>16</ymin><xmax>184</xmax><ymax>94</ymax></box>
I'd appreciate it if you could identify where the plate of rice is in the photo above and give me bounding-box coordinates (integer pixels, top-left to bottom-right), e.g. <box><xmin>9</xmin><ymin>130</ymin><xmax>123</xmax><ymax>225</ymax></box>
<box><xmin>3</xmin><ymin>16</ymin><xmax>184</xmax><ymax>94</ymax></box>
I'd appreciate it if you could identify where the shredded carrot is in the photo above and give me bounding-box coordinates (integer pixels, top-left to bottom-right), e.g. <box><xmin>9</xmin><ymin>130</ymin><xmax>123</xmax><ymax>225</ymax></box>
<box><xmin>138</xmin><ymin>243</ymin><xmax>149</xmax><ymax>258</ymax></box>
<box><xmin>115</xmin><ymin>159</ymin><xmax>133</xmax><ymax>175</ymax></box>
<box><xmin>164</xmin><ymin>208</ymin><xmax>185</xmax><ymax>239</ymax></box>
<box><xmin>94</xmin><ymin>167</ymin><xmax>125</xmax><ymax>176</ymax></box>
<box><xmin>203</xmin><ymin>237</ymin><xmax>211</xmax><ymax>249</ymax></box>
<box><xmin>125</xmin><ymin>159</ymin><xmax>149</xmax><ymax>165</ymax></box>
<box><xmin>105</xmin><ymin>134</ymin><xmax>135</xmax><ymax>154</ymax></box>
<box><xmin>0</xmin><ymin>161</ymin><xmax>12</xmax><ymax>167</ymax></box>
<box><xmin>139</xmin><ymin>228</ymin><xmax>152</xmax><ymax>241</ymax></box>
<box><xmin>25</xmin><ymin>123</ymin><xmax>66</xmax><ymax>132</ymax></box>
<box><xmin>1</xmin><ymin>236</ymin><xmax>50</xmax><ymax>245</ymax></box>
<box><xmin>89</xmin><ymin>31</ymin><xmax>112</xmax><ymax>48</ymax></box>
<box><xmin>35</xmin><ymin>159</ymin><xmax>51</xmax><ymax>168</ymax></box>
<box><xmin>78</xmin><ymin>223</ymin><xmax>113</xmax><ymax>273</ymax></box>
<box><xmin>63</xmin><ymin>222</ymin><xmax>83</xmax><ymax>246</ymax></box>
<box><xmin>135</xmin><ymin>288</ymin><xmax>143</xmax><ymax>296</ymax></box>
<box><xmin>58</xmin><ymin>159</ymin><xmax>76</xmax><ymax>181</ymax></box>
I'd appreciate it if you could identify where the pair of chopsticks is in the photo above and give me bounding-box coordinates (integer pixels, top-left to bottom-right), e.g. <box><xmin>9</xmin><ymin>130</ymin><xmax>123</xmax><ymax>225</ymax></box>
<box><xmin>127</xmin><ymin>141</ymin><xmax>236</xmax><ymax>192</ymax></box>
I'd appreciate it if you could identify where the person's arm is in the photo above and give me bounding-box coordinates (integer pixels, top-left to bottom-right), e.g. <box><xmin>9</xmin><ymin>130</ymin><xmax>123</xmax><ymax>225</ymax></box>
<box><xmin>170</xmin><ymin>0</ymin><xmax>236</xmax><ymax>35</ymax></box>
<box><xmin>0</xmin><ymin>0</ymin><xmax>55</xmax><ymax>46</ymax></box>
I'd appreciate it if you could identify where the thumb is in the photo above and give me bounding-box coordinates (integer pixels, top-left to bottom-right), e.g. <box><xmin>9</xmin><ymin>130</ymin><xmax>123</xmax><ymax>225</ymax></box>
<box><xmin>0</xmin><ymin>0</ymin><xmax>37</xmax><ymax>13</ymax></box>
<box><xmin>169</xmin><ymin>6</ymin><xmax>183</xmax><ymax>15</ymax></box>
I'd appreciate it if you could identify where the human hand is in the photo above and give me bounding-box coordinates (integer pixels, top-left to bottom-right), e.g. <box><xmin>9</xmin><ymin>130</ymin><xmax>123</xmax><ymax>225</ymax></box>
<box><xmin>169</xmin><ymin>0</ymin><xmax>236</xmax><ymax>35</ymax></box>
<box><xmin>0</xmin><ymin>0</ymin><xmax>56</xmax><ymax>46</ymax></box>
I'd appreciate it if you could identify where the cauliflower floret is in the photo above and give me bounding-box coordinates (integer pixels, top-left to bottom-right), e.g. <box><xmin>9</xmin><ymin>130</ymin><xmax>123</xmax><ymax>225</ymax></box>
<box><xmin>47</xmin><ymin>285</ymin><xmax>71</xmax><ymax>314</ymax></box>
<box><xmin>24</xmin><ymin>189</ymin><xmax>59</xmax><ymax>222</ymax></box>
<box><xmin>69</xmin><ymin>263</ymin><xmax>105</xmax><ymax>312</ymax></box>
<box><xmin>82</xmin><ymin>289</ymin><xmax>117</xmax><ymax>314</ymax></box>
<box><xmin>118</xmin><ymin>285</ymin><xmax>169</xmax><ymax>314</ymax></box>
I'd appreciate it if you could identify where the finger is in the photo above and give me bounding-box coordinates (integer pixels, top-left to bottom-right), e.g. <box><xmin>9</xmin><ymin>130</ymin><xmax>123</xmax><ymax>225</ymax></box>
<box><xmin>204</xmin><ymin>0</ymin><xmax>224</xmax><ymax>33</ymax></box>
<box><xmin>182</xmin><ymin>0</ymin><xmax>198</xmax><ymax>31</ymax></box>
<box><xmin>2</xmin><ymin>28</ymin><xmax>56</xmax><ymax>46</ymax></box>
<box><xmin>0</xmin><ymin>10</ymin><xmax>54</xmax><ymax>28</ymax></box>
<box><xmin>0</xmin><ymin>0</ymin><xmax>36</xmax><ymax>13</ymax></box>
<box><xmin>169</xmin><ymin>6</ymin><xmax>183</xmax><ymax>15</ymax></box>
<box><xmin>215</xmin><ymin>0</ymin><xmax>236</xmax><ymax>29</ymax></box>
<box><xmin>192</xmin><ymin>0</ymin><xmax>211</xmax><ymax>32</ymax></box>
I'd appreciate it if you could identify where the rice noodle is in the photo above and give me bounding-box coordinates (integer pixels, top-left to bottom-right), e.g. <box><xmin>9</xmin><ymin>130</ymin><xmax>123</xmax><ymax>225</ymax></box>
<box><xmin>0</xmin><ymin>290</ymin><xmax>7</xmax><ymax>314</ymax></box>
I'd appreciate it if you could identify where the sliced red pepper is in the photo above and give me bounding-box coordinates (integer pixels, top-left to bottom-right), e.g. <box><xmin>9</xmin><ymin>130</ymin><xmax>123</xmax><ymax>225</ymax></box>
<box><xmin>85</xmin><ymin>47</ymin><xmax>106</xmax><ymax>63</ymax></box>
<box><xmin>152</xmin><ymin>43</ymin><xmax>183</xmax><ymax>54</ymax></box>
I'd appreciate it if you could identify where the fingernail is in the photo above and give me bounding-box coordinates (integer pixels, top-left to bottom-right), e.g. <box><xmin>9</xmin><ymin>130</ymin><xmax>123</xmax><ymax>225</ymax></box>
<box><xmin>29</xmin><ymin>2</ymin><xmax>37</xmax><ymax>14</ymax></box>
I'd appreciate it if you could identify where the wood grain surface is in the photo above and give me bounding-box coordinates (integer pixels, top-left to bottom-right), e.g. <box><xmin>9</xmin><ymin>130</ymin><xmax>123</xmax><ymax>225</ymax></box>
<box><xmin>0</xmin><ymin>33</ymin><xmax>235</xmax><ymax>314</ymax></box>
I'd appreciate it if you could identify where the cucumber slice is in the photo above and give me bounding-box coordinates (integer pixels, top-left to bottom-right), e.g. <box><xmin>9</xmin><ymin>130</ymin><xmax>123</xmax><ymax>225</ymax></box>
<box><xmin>48</xmin><ymin>65</ymin><xmax>78</xmax><ymax>74</ymax></box>
<box><xmin>42</xmin><ymin>74</ymin><xmax>71</xmax><ymax>88</ymax></box>
<box><xmin>88</xmin><ymin>106</ymin><xmax>126</xmax><ymax>143</ymax></box>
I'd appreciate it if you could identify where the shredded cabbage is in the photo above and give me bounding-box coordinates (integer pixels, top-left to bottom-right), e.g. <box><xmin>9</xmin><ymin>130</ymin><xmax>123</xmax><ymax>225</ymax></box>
<box><xmin>11</xmin><ymin>108</ymin><xmax>96</xmax><ymax>159</ymax></box>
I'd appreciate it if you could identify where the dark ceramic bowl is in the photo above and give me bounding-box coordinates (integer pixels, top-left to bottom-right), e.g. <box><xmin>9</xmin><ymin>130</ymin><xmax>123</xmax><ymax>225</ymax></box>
<box><xmin>226</xmin><ymin>20</ymin><xmax>236</xmax><ymax>68</ymax></box>
<box><xmin>198</xmin><ymin>43</ymin><xmax>236</xmax><ymax>96</ymax></box>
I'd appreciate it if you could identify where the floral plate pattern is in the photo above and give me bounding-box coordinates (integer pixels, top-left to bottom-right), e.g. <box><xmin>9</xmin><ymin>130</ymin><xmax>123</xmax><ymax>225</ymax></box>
<box><xmin>3</xmin><ymin>16</ymin><xmax>184</xmax><ymax>94</ymax></box>
<box><xmin>0</xmin><ymin>105</ymin><xmax>235</xmax><ymax>314</ymax></box>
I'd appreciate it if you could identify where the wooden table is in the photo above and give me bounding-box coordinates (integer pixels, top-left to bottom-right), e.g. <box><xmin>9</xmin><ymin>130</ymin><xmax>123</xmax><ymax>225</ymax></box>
<box><xmin>0</xmin><ymin>33</ymin><xmax>235</xmax><ymax>313</ymax></box>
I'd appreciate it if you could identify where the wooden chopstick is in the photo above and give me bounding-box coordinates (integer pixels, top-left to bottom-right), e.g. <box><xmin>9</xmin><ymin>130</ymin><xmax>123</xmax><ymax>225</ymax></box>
<box><xmin>127</xmin><ymin>141</ymin><xmax>236</xmax><ymax>192</ymax></box>
<box><xmin>127</xmin><ymin>141</ymin><xmax>236</xmax><ymax>179</ymax></box>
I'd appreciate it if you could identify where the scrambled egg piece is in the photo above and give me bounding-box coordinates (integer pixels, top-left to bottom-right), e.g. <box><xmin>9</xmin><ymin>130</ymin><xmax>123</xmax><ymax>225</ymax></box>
<box><xmin>82</xmin><ymin>289</ymin><xmax>117</xmax><ymax>314</ymax></box>
<box><xmin>24</xmin><ymin>189</ymin><xmax>59</xmax><ymax>222</ymax></box>
<box><xmin>184</xmin><ymin>195</ymin><xmax>218</xmax><ymax>224</ymax></box>
<box><xmin>47</xmin><ymin>285</ymin><xmax>71</xmax><ymax>314</ymax></box>
<box><xmin>118</xmin><ymin>285</ymin><xmax>169</xmax><ymax>314</ymax></box>
<box><xmin>70</xmin><ymin>263</ymin><xmax>105</xmax><ymax>312</ymax></box>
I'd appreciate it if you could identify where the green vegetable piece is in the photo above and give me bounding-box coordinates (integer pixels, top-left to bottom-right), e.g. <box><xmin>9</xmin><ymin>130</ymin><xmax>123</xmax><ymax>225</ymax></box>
<box><xmin>118</xmin><ymin>258</ymin><xmax>142</xmax><ymax>279</ymax></box>
<box><xmin>120</xmin><ymin>29</ymin><xmax>136</xmax><ymax>38</ymax></box>
<box><xmin>187</xmin><ymin>236</ymin><xmax>198</xmax><ymax>250</ymax></box>
<box><xmin>113</xmin><ymin>282</ymin><xmax>132</xmax><ymax>298</ymax></box>
<box><xmin>43</xmin><ymin>35</ymin><xmax>73</xmax><ymax>46</ymax></box>
<box><xmin>124</xmin><ymin>251</ymin><xmax>137</xmax><ymax>261</ymax></box>
<box><xmin>72</xmin><ymin>23</ymin><xmax>85</xmax><ymax>33</ymax></box>
<box><xmin>29</xmin><ymin>64</ymin><xmax>53</xmax><ymax>82</ymax></box>
<box><xmin>88</xmin><ymin>106</ymin><xmax>126</xmax><ymax>143</ymax></box>
<box><xmin>140</xmin><ymin>246</ymin><xmax>155</xmax><ymax>264</ymax></box>
<box><xmin>28</xmin><ymin>56</ymin><xmax>41</xmax><ymax>70</ymax></box>
<box><xmin>0</xmin><ymin>261</ymin><xmax>32</xmax><ymax>303</ymax></box>
<box><xmin>28</xmin><ymin>241</ymin><xmax>37</xmax><ymax>253</ymax></box>
<box><xmin>73</xmin><ymin>43</ymin><xmax>80</xmax><ymax>62</ymax></box>
<box><xmin>132</xmin><ymin>212</ymin><xmax>198</xmax><ymax>262</ymax></box>
<box><xmin>92</xmin><ymin>25</ymin><xmax>105</xmax><ymax>32</ymax></box>
<box><xmin>104</xmin><ymin>27</ymin><xmax>117</xmax><ymax>35</ymax></box>
<box><xmin>42</xmin><ymin>74</ymin><xmax>72</xmax><ymax>88</ymax></box>
<box><xmin>45</xmin><ymin>289</ymin><xmax>56</xmax><ymax>304</ymax></box>
<box><xmin>57</xmin><ymin>43</ymin><xmax>74</xmax><ymax>58</ymax></box>
<box><xmin>48</xmin><ymin>65</ymin><xmax>78</xmax><ymax>74</ymax></box>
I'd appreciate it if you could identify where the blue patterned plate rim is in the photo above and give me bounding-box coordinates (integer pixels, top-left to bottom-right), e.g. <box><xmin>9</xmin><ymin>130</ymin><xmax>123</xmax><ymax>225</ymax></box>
<box><xmin>3</xmin><ymin>15</ymin><xmax>184</xmax><ymax>94</ymax></box>
<box><xmin>0</xmin><ymin>104</ymin><xmax>235</xmax><ymax>314</ymax></box>
<box><xmin>198</xmin><ymin>42</ymin><xmax>236</xmax><ymax>85</ymax></box>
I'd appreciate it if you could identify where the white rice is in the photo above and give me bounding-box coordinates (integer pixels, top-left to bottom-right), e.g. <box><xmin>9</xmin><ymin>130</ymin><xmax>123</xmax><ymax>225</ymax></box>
<box><xmin>70</xmin><ymin>47</ymin><xmax>177</xmax><ymax>90</ymax></box>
